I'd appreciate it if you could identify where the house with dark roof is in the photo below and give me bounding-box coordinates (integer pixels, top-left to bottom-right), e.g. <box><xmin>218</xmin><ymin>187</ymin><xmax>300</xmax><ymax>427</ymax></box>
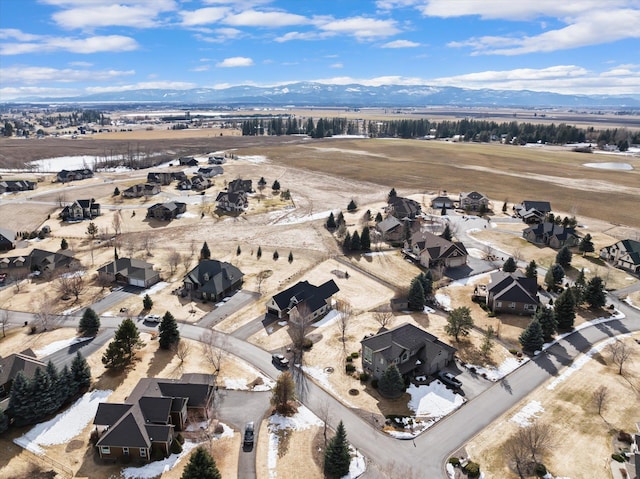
<box><xmin>146</xmin><ymin>202</ymin><xmax>187</xmax><ymax>221</ymax></box>
<box><xmin>514</xmin><ymin>200</ymin><xmax>552</xmax><ymax>223</ymax></box>
<box><xmin>523</xmin><ymin>222</ymin><xmax>579</xmax><ymax>249</ymax></box>
<box><xmin>0</xmin><ymin>248</ymin><xmax>76</xmax><ymax>273</ymax></box>
<box><xmin>146</xmin><ymin>172</ymin><xmax>173</xmax><ymax>185</ymax></box>
<box><xmin>266</xmin><ymin>279</ymin><xmax>339</xmax><ymax>321</ymax></box>
<box><xmin>93</xmin><ymin>373</ymin><xmax>215</xmax><ymax>463</ymax></box>
<box><xmin>182</xmin><ymin>259</ymin><xmax>244</xmax><ymax>301</ymax></box>
<box><xmin>122</xmin><ymin>183</ymin><xmax>160</xmax><ymax>198</ymax></box>
<box><xmin>59</xmin><ymin>199</ymin><xmax>101</xmax><ymax>221</ymax></box>
<box><xmin>190</xmin><ymin>175</ymin><xmax>212</xmax><ymax>191</ymax></box>
<box><xmin>208</xmin><ymin>156</ymin><xmax>226</xmax><ymax>165</ymax></box>
<box><xmin>177</xmin><ymin>178</ymin><xmax>192</xmax><ymax>191</ymax></box>
<box><xmin>376</xmin><ymin>216</ymin><xmax>405</xmax><ymax>244</ymax></box>
<box><xmin>0</xmin><ymin>180</ymin><xmax>37</xmax><ymax>194</ymax></box>
<box><xmin>216</xmin><ymin>191</ymin><xmax>248</xmax><ymax>212</ymax></box>
<box><xmin>405</xmin><ymin>231</ymin><xmax>468</xmax><ymax>268</ymax></box>
<box><xmin>600</xmin><ymin>239</ymin><xmax>640</xmax><ymax>275</ymax></box>
<box><xmin>459</xmin><ymin>191</ymin><xmax>490</xmax><ymax>212</ymax></box>
<box><xmin>0</xmin><ymin>227</ymin><xmax>16</xmax><ymax>252</ymax></box>
<box><xmin>482</xmin><ymin>271</ymin><xmax>538</xmax><ymax>315</ymax></box>
<box><xmin>0</xmin><ymin>349</ymin><xmax>46</xmax><ymax>408</ymax></box>
<box><xmin>197</xmin><ymin>166</ymin><xmax>223</xmax><ymax>178</ymax></box>
<box><xmin>97</xmin><ymin>258</ymin><xmax>160</xmax><ymax>288</ymax></box>
<box><xmin>56</xmin><ymin>169</ymin><xmax>93</xmax><ymax>183</ymax></box>
<box><xmin>386</xmin><ymin>196</ymin><xmax>421</xmax><ymax>220</ymax></box>
<box><xmin>228</xmin><ymin>178</ymin><xmax>252</xmax><ymax>194</ymax></box>
<box><xmin>431</xmin><ymin>196</ymin><xmax>456</xmax><ymax>210</ymax></box>
<box><xmin>178</xmin><ymin>157</ymin><xmax>198</xmax><ymax>166</ymax></box>
<box><xmin>361</xmin><ymin>323</ymin><xmax>456</xmax><ymax>381</ymax></box>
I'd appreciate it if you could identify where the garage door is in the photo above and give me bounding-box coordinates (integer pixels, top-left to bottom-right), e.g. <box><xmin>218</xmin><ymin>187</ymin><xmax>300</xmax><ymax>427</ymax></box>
<box><xmin>130</xmin><ymin>278</ymin><xmax>145</xmax><ymax>288</ymax></box>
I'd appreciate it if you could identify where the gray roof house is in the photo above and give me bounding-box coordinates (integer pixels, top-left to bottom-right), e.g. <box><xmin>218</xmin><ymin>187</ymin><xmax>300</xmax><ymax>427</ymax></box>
<box><xmin>0</xmin><ymin>180</ymin><xmax>37</xmax><ymax>193</ymax></box>
<box><xmin>459</xmin><ymin>191</ymin><xmax>490</xmax><ymax>212</ymax></box>
<box><xmin>0</xmin><ymin>227</ymin><xmax>16</xmax><ymax>252</ymax></box>
<box><xmin>376</xmin><ymin>216</ymin><xmax>405</xmax><ymax>244</ymax></box>
<box><xmin>182</xmin><ymin>259</ymin><xmax>244</xmax><ymax>301</ymax></box>
<box><xmin>386</xmin><ymin>196</ymin><xmax>422</xmax><ymax>220</ymax></box>
<box><xmin>361</xmin><ymin>323</ymin><xmax>457</xmax><ymax>381</ymax></box>
<box><xmin>431</xmin><ymin>196</ymin><xmax>456</xmax><ymax>210</ymax></box>
<box><xmin>97</xmin><ymin>258</ymin><xmax>160</xmax><ymax>288</ymax></box>
<box><xmin>266</xmin><ymin>279</ymin><xmax>340</xmax><ymax>321</ymax></box>
<box><xmin>600</xmin><ymin>239</ymin><xmax>640</xmax><ymax>275</ymax></box>
<box><xmin>197</xmin><ymin>166</ymin><xmax>223</xmax><ymax>178</ymax></box>
<box><xmin>523</xmin><ymin>222</ymin><xmax>579</xmax><ymax>249</ymax></box>
<box><xmin>59</xmin><ymin>199</ymin><xmax>101</xmax><ymax>221</ymax></box>
<box><xmin>146</xmin><ymin>202</ymin><xmax>187</xmax><ymax>221</ymax></box>
<box><xmin>0</xmin><ymin>349</ymin><xmax>46</xmax><ymax>408</ymax></box>
<box><xmin>514</xmin><ymin>201</ymin><xmax>552</xmax><ymax>223</ymax></box>
<box><xmin>216</xmin><ymin>191</ymin><xmax>248</xmax><ymax>212</ymax></box>
<box><xmin>228</xmin><ymin>178</ymin><xmax>252</xmax><ymax>194</ymax></box>
<box><xmin>483</xmin><ymin>271</ymin><xmax>538</xmax><ymax>315</ymax></box>
<box><xmin>406</xmin><ymin>231</ymin><xmax>468</xmax><ymax>269</ymax></box>
<box><xmin>122</xmin><ymin>183</ymin><xmax>160</xmax><ymax>198</ymax></box>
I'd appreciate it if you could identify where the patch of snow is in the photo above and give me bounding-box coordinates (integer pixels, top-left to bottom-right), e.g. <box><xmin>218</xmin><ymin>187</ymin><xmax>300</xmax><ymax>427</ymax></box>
<box><xmin>423</xmin><ymin>306</ymin><xmax>436</xmax><ymax>314</ymax></box>
<box><xmin>14</xmin><ymin>390</ymin><xmax>112</xmax><ymax>454</ymax></box>
<box><xmin>222</xmin><ymin>374</ymin><xmax>275</xmax><ymax>392</ymax></box>
<box><xmin>275</xmin><ymin>209</ymin><xmax>335</xmax><ymax>225</ymax></box>
<box><xmin>448</xmin><ymin>270</ymin><xmax>497</xmax><ymax>287</ymax></box>
<box><xmin>583</xmin><ymin>162</ymin><xmax>633</xmax><ymax>171</ymax></box>
<box><xmin>313</xmin><ymin>309</ymin><xmax>342</xmax><ymax>328</ymax></box>
<box><xmin>303</xmin><ymin>366</ymin><xmax>354</xmax><ymax>407</ymax></box>
<box><xmin>34</xmin><ymin>336</ymin><xmax>91</xmax><ymax>356</ymax></box>
<box><xmin>176</xmin><ymin>212</ymin><xmax>199</xmax><ymax>218</ymax></box>
<box><xmin>435</xmin><ymin>293</ymin><xmax>452</xmax><ymax>311</ymax></box>
<box><xmin>343</xmin><ymin>446</ymin><xmax>366</xmax><ymax>478</ymax></box>
<box><xmin>59</xmin><ymin>270</ymin><xmax>85</xmax><ymax>279</ymax></box>
<box><xmin>139</xmin><ymin>281</ymin><xmax>168</xmax><ymax>296</ymax></box>
<box><xmin>363</xmin><ymin>251</ymin><xmax>386</xmax><ymax>257</ymax></box>
<box><xmin>277</xmin><ymin>320</ymin><xmax>288</xmax><ymax>326</ymax></box>
<box><xmin>407</xmin><ymin>380</ymin><xmax>466</xmax><ymax>417</ymax></box>
<box><xmin>510</xmin><ymin>400</ymin><xmax>544</xmax><ymax>427</ymax></box>
<box><xmin>465</xmin><ymin>356</ymin><xmax>527</xmax><ymax>382</ymax></box>
<box><xmin>28</xmin><ymin>155</ymin><xmax>100</xmax><ymax>172</ymax></box>
<box><xmin>237</xmin><ymin>155</ymin><xmax>268</xmax><ymax>163</ymax></box>
<box><xmin>446</xmin><ymin>462</ymin><xmax>456</xmax><ymax>478</ymax></box>
<box><xmin>185</xmin><ymin>420</ymin><xmax>209</xmax><ymax>432</ymax></box>
<box><xmin>122</xmin><ymin>441</ymin><xmax>199</xmax><ymax>479</ymax></box>
<box><xmin>625</xmin><ymin>297</ymin><xmax>637</xmax><ymax>308</ymax></box>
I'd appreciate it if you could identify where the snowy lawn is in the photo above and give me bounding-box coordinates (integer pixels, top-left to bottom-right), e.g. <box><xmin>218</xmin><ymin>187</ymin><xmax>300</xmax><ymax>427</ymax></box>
<box><xmin>434</xmin><ymin>293</ymin><xmax>452</xmax><ymax>311</ymax></box>
<box><xmin>302</xmin><ymin>366</ymin><xmax>354</xmax><ymax>407</ymax></box>
<box><xmin>312</xmin><ymin>309</ymin><xmax>342</xmax><ymax>328</ymax></box>
<box><xmin>510</xmin><ymin>400</ymin><xmax>544</xmax><ymax>427</ymax></box>
<box><xmin>14</xmin><ymin>389</ymin><xmax>112</xmax><ymax>455</ymax></box>
<box><xmin>463</xmin><ymin>356</ymin><xmax>527</xmax><ymax>382</ymax></box>
<box><xmin>33</xmin><ymin>336</ymin><xmax>92</xmax><ymax>357</ymax></box>
<box><xmin>222</xmin><ymin>374</ymin><xmax>275</xmax><ymax>392</ymax></box>
<box><xmin>139</xmin><ymin>281</ymin><xmax>169</xmax><ymax>297</ymax></box>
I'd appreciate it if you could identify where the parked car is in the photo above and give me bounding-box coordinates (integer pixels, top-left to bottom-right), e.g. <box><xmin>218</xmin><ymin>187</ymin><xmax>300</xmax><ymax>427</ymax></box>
<box><xmin>144</xmin><ymin>314</ymin><xmax>161</xmax><ymax>323</ymax></box>
<box><xmin>271</xmin><ymin>354</ymin><xmax>289</xmax><ymax>369</ymax></box>
<box><xmin>243</xmin><ymin>422</ymin><xmax>254</xmax><ymax>449</ymax></box>
<box><xmin>437</xmin><ymin>371</ymin><xmax>462</xmax><ymax>389</ymax></box>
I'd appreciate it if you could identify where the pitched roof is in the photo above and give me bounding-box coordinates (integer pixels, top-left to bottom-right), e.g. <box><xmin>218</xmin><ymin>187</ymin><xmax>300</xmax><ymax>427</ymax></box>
<box><xmin>94</xmin><ymin>403</ymin><xmax>133</xmax><ymax>427</ymax></box>
<box><xmin>0</xmin><ymin>227</ymin><xmax>16</xmax><ymax>243</ymax></box>
<box><xmin>272</xmin><ymin>280</ymin><xmax>340</xmax><ymax>314</ymax></box>
<box><xmin>524</xmin><ymin>222</ymin><xmax>578</xmax><ymax>241</ymax></box>
<box><xmin>487</xmin><ymin>271</ymin><xmax>538</xmax><ymax>304</ymax></box>
<box><xmin>377</xmin><ymin>216</ymin><xmax>403</xmax><ymax>233</ymax></box>
<box><xmin>0</xmin><ymin>350</ymin><xmax>46</xmax><ymax>387</ymax></box>
<box><xmin>183</xmin><ymin>260</ymin><xmax>243</xmax><ymax>296</ymax></box>
<box><xmin>410</xmin><ymin>231</ymin><xmax>468</xmax><ymax>261</ymax></box>
<box><xmin>97</xmin><ymin>258</ymin><xmax>155</xmax><ymax>280</ymax></box>
<box><xmin>387</xmin><ymin>196</ymin><xmax>421</xmax><ymax>218</ymax></box>
<box><xmin>521</xmin><ymin>200</ymin><xmax>552</xmax><ymax>213</ymax></box>
<box><xmin>460</xmin><ymin>191</ymin><xmax>487</xmax><ymax>200</ymax></box>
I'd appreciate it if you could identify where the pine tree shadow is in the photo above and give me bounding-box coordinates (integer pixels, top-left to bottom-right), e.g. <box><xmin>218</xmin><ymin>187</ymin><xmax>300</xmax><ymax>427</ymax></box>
<box><xmin>146</xmin><ymin>347</ymin><xmax>175</xmax><ymax>378</ymax></box>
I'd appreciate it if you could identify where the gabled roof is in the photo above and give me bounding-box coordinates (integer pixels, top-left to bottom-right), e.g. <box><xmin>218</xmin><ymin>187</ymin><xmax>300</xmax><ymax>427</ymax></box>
<box><xmin>96</xmin><ymin>411</ymin><xmax>152</xmax><ymax>448</ymax></box>
<box><xmin>272</xmin><ymin>279</ymin><xmax>339</xmax><ymax>314</ymax></box>
<box><xmin>431</xmin><ymin>196</ymin><xmax>455</xmax><ymax>206</ymax></box>
<box><xmin>94</xmin><ymin>403</ymin><xmax>133</xmax><ymax>427</ymax></box>
<box><xmin>148</xmin><ymin>202</ymin><xmax>186</xmax><ymax>213</ymax></box>
<box><xmin>377</xmin><ymin>216</ymin><xmax>403</xmax><ymax>233</ymax></box>
<box><xmin>487</xmin><ymin>271</ymin><xmax>538</xmax><ymax>304</ymax></box>
<box><xmin>387</xmin><ymin>196</ymin><xmax>421</xmax><ymax>218</ymax></box>
<box><xmin>460</xmin><ymin>191</ymin><xmax>487</xmax><ymax>201</ymax></box>
<box><xmin>183</xmin><ymin>260</ymin><xmax>243</xmax><ymax>296</ymax></box>
<box><xmin>216</xmin><ymin>191</ymin><xmax>247</xmax><ymax>204</ymax></box>
<box><xmin>97</xmin><ymin>257</ymin><xmax>155</xmax><ymax>279</ymax></box>
<box><xmin>410</xmin><ymin>231</ymin><xmax>467</xmax><ymax>261</ymax></box>
<box><xmin>524</xmin><ymin>222</ymin><xmax>578</xmax><ymax>241</ymax></box>
<box><xmin>0</xmin><ymin>227</ymin><xmax>16</xmax><ymax>243</ymax></box>
<box><xmin>0</xmin><ymin>350</ymin><xmax>46</xmax><ymax>386</ymax></box>
<box><xmin>521</xmin><ymin>201</ymin><xmax>552</xmax><ymax>213</ymax></box>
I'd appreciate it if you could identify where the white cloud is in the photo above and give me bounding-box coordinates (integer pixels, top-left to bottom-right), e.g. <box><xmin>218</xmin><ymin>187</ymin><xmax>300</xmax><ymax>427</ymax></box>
<box><xmin>318</xmin><ymin>16</ymin><xmax>401</xmax><ymax>39</ymax></box>
<box><xmin>190</xmin><ymin>65</ymin><xmax>211</xmax><ymax>72</ymax></box>
<box><xmin>274</xmin><ymin>30</ymin><xmax>331</xmax><ymax>43</ymax></box>
<box><xmin>180</xmin><ymin>7</ymin><xmax>229</xmax><ymax>26</ymax></box>
<box><xmin>0</xmin><ymin>28</ymin><xmax>42</xmax><ymax>41</ymax></box>
<box><xmin>330</xmin><ymin>63</ymin><xmax>343</xmax><ymax>69</ymax></box>
<box><xmin>1</xmin><ymin>66</ymin><xmax>135</xmax><ymax>84</ymax></box>
<box><xmin>68</xmin><ymin>61</ymin><xmax>93</xmax><ymax>67</ymax></box>
<box><xmin>194</xmin><ymin>27</ymin><xmax>242</xmax><ymax>43</ymax></box>
<box><xmin>0</xmin><ymin>32</ymin><xmax>138</xmax><ymax>55</ymax></box>
<box><xmin>224</xmin><ymin>10</ymin><xmax>309</xmax><ymax>27</ymax></box>
<box><xmin>50</xmin><ymin>1</ymin><xmax>177</xmax><ymax>29</ymax></box>
<box><xmin>381</xmin><ymin>39</ymin><xmax>420</xmax><ymax>48</ymax></box>
<box><xmin>216</xmin><ymin>56</ymin><xmax>254</xmax><ymax>67</ymax></box>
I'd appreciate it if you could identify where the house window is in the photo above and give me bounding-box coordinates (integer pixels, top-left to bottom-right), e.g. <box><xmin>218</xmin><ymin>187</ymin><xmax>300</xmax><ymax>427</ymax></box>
<box><xmin>525</xmin><ymin>304</ymin><xmax>536</xmax><ymax>311</ymax></box>
<box><xmin>401</xmin><ymin>351</ymin><xmax>409</xmax><ymax>363</ymax></box>
<box><xmin>140</xmin><ymin>448</ymin><xmax>147</xmax><ymax>457</ymax></box>
<box><xmin>123</xmin><ymin>447</ymin><xmax>129</xmax><ymax>455</ymax></box>
<box><xmin>496</xmin><ymin>301</ymin><xmax>502</xmax><ymax>308</ymax></box>
<box><xmin>363</xmin><ymin>347</ymin><xmax>372</xmax><ymax>363</ymax></box>
<box><xmin>100</xmin><ymin>447</ymin><xmax>111</xmax><ymax>455</ymax></box>
<box><xmin>509</xmin><ymin>302</ymin><xmax>516</xmax><ymax>308</ymax></box>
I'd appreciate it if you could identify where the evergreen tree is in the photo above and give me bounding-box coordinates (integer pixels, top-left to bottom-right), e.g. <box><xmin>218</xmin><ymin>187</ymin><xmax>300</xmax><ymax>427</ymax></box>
<box><xmin>573</xmin><ymin>268</ymin><xmax>587</xmax><ymax>305</ymax></box>
<box><xmin>480</xmin><ymin>326</ymin><xmax>495</xmax><ymax>358</ymax></box>
<box><xmin>272</xmin><ymin>179</ymin><xmax>281</xmax><ymax>191</ymax></box>
<box><xmin>326</xmin><ymin>212</ymin><xmax>337</xmax><ymax>230</ymax></box>
<box><xmin>236</xmin><ymin>245</ymin><xmax>241</xmax><ymax>256</ymax></box>
<box><xmin>45</xmin><ymin>360</ymin><xmax>63</xmax><ymax>412</ymax></box>
<box><xmin>142</xmin><ymin>294</ymin><xmax>153</xmax><ymax>311</ymax></box>
<box><xmin>578</xmin><ymin>233</ymin><xmax>595</xmax><ymax>256</ymax></box>
<box><xmin>407</xmin><ymin>278</ymin><xmax>425</xmax><ymax>311</ymax></box>
<box><xmin>58</xmin><ymin>365</ymin><xmax>74</xmax><ymax>403</ymax></box>
<box><xmin>114</xmin><ymin>246</ymin><xmax>119</xmax><ymax>260</ymax></box>
<box><xmin>350</xmin><ymin>231</ymin><xmax>361</xmax><ymax>251</ymax></box>
<box><xmin>32</xmin><ymin>367</ymin><xmax>55</xmax><ymax>420</ymax></box>
<box><xmin>585</xmin><ymin>276</ymin><xmax>607</xmax><ymax>309</ymax></box>
<box><xmin>375</xmin><ymin>212</ymin><xmax>383</xmax><ymax>223</ymax></box>
<box><xmin>387</xmin><ymin>188</ymin><xmax>397</xmax><ymax>201</ymax></box>
<box><xmin>441</xmin><ymin>224</ymin><xmax>452</xmax><ymax>241</ymax></box>
<box><xmin>257</xmin><ymin>246</ymin><xmax>262</xmax><ymax>259</ymax></box>
<box><xmin>378</xmin><ymin>364</ymin><xmax>405</xmax><ymax>398</ymax></box>
<box><xmin>347</xmin><ymin>199</ymin><xmax>357</xmax><ymax>211</ymax></box>
<box><xmin>554</xmin><ymin>288</ymin><xmax>576</xmax><ymax>331</ymax></box>
<box><xmin>502</xmin><ymin>257</ymin><xmax>517</xmax><ymax>273</ymax></box>
<box><xmin>342</xmin><ymin>231</ymin><xmax>351</xmax><ymax>252</ymax></box>
<box><xmin>86</xmin><ymin>222</ymin><xmax>98</xmax><ymax>239</ymax></box>
<box><xmin>549</xmin><ymin>264</ymin><xmax>565</xmax><ymax>285</ymax></box>
<box><xmin>79</xmin><ymin>307</ymin><xmax>100</xmax><ymax>336</ymax></box>
<box><xmin>200</xmin><ymin>241</ymin><xmax>211</xmax><ymax>260</ymax></box>
<box><xmin>113</xmin><ymin>186</ymin><xmax>120</xmax><ymax>196</ymax></box>
<box><xmin>441</xmin><ymin>204</ymin><xmax>447</xmax><ymax>216</ymax></box>
<box><xmin>288</xmin><ymin>251</ymin><xmax>293</xmax><ymax>263</ymax></box>
<box><xmin>361</xmin><ymin>227</ymin><xmax>371</xmax><ymax>251</ymax></box>
<box><xmin>0</xmin><ymin>408</ymin><xmax>8</xmax><ymax>435</ymax></box>
<box><xmin>535</xmin><ymin>307</ymin><xmax>557</xmax><ymax>342</ymax></box>
<box><xmin>502</xmin><ymin>201</ymin><xmax>508</xmax><ymax>213</ymax></box>
<box><xmin>556</xmin><ymin>246</ymin><xmax>572</xmax><ymax>268</ymax></box>
<box><xmin>60</xmin><ymin>238</ymin><xmax>68</xmax><ymax>250</ymax></box>
<box><xmin>7</xmin><ymin>372</ymin><xmax>34</xmax><ymax>426</ymax></box>
<box><xmin>181</xmin><ymin>447</ymin><xmax>222</xmax><ymax>479</ymax></box>
<box><xmin>71</xmin><ymin>351</ymin><xmax>91</xmax><ymax>392</ymax></box>
<box><xmin>519</xmin><ymin>319</ymin><xmax>544</xmax><ymax>353</ymax></box>
<box><xmin>159</xmin><ymin>312</ymin><xmax>180</xmax><ymax>350</ymax></box>
<box><xmin>336</xmin><ymin>212</ymin><xmax>345</xmax><ymax>227</ymax></box>
<box><xmin>324</xmin><ymin>421</ymin><xmax>352</xmax><ymax>479</ymax></box>
<box><xmin>525</xmin><ymin>260</ymin><xmax>538</xmax><ymax>279</ymax></box>
<box><xmin>418</xmin><ymin>271</ymin><xmax>433</xmax><ymax>297</ymax></box>
<box><xmin>102</xmin><ymin>318</ymin><xmax>145</xmax><ymax>369</ymax></box>
<box><xmin>445</xmin><ymin>307</ymin><xmax>474</xmax><ymax>342</ymax></box>
<box><xmin>273</xmin><ymin>250</ymin><xmax>279</xmax><ymax>260</ymax></box>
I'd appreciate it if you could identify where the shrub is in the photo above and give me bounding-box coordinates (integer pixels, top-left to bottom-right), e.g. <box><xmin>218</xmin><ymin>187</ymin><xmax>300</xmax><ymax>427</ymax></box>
<box><xmin>618</xmin><ymin>431</ymin><xmax>632</xmax><ymax>443</ymax></box>
<box><xmin>214</xmin><ymin>423</ymin><xmax>224</xmax><ymax>434</ymax></box>
<box><xmin>175</xmin><ymin>433</ymin><xmax>185</xmax><ymax>444</ymax></box>
<box><xmin>350</xmin><ymin>352</ymin><xmax>360</xmax><ymax>359</ymax></box>
<box><xmin>346</xmin><ymin>356</ymin><xmax>353</xmax><ymax>363</ymax></box>
<box><xmin>371</xmin><ymin>379</ymin><xmax>378</xmax><ymax>389</ymax></box>
<box><xmin>302</xmin><ymin>338</ymin><xmax>313</xmax><ymax>350</ymax></box>
<box><xmin>345</xmin><ymin>363</ymin><xmax>356</xmax><ymax>373</ymax></box>
<box><xmin>612</xmin><ymin>453</ymin><xmax>626</xmax><ymax>463</ymax></box>
<box><xmin>463</xmin><ymin>461</ymin><xmax>481</xmax><ymax>478</ymax></box>
<box><xmin>534</xmin><ymin>463</ymin><xmax>547</xmax><ymax>476</ymax></box>
<box><xmin>359</xmin><ymin>372</ymin><xmax>370</xmax><ymax>382</ymax></box>
<box><xmin>170</xmin><ymin>439</ymin><xmax>183</xmax><ymax>454</ymax></box>
<box><xmin>448</xmin><ymin>457</ymin><xmax>460</xmax><ymax>467</ymax></box>
<box><xmin>509</xmin><ymin>348</ymin><xmax>518</xmax><ymax>355</ymax></box>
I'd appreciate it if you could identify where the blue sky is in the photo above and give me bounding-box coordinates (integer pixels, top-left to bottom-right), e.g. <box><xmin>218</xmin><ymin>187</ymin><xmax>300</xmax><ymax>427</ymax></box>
<box><xmin>1</xmin><ymin>0</ymin><xmax>639</xmax><ymax>100</ymax></box>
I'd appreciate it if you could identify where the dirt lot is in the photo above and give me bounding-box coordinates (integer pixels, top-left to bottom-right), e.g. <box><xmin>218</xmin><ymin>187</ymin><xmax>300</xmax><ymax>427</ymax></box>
<box><xmin>465</xmin><ymin>334</ymin><xmax>640</xmax><ymax>479</ymax></box>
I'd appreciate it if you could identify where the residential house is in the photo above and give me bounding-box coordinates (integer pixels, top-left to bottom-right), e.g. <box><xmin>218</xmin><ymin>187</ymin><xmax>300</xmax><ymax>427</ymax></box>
<box><xmin>93</xmin><ymin>373</ymin><xmax>215</xmax><ymax>463</ymax></box>
<box><xmin>0</xmin><ymin>349</ymin><xmax>46</xmax><ymax>408</ymax></box>
<box><xmin>146</xmin><ymin>202</ymin><xmax>187</xmax><ymax>221</ymax></box>
<box><xmin>514</xmin><ymin>201</ymin><xmax>552</xmax><ymax>223</ymax></box>
<box><xmin>459</xmin><ymin>191</ymin><xmax>490</xmax><ymax>212</ymax></box>
<box><xmin>523</xmin><ymin>222</ymin><xmax>579</xmax><ymax>249</ymax></box>
<box><xmin>171</xmin><ymin>171</ymin><xmax>188</xmax><ymax>183</ymax></box>
<box><xmin>177</xmin><ymin>178</ymin><xmax>192</xmax><ymax>191</ymax></box>
<box><xmin>208</xmin><ymin>156</ymin><xmax>226</xmax><ymax>165</ymax></box>
<box><xmin>266</xmin><ymin>279</ymin><xmax>339</xmax><ymax>321</ymax></box>
<box><xmin>228</xmin><ymin>178</ymin><xmax>252</xmax><ymax>194</ymax></box>
<box><xmin>146</xmin><ymin>172</ymin><xmax>173</xmax><ymax>185</ymax></box>
<box><xmin>376</xmin><ymin>216</ymin><xmax>406</xmax><ymax>244</ymax></box>
<box><xmin>29</xmin><ymin>248</ymin><xmax>77</xmax><ymax>273</ymax></box>
<box><xmin>57</xmin><ymin>169</ymin><xmax>94</xmax><ymax>183</ymax></box>
<box><xmin>386</xmin><ymin>196</ymin><xmax>422</xmax><ymax>220</ymax></box>
<box><xmin>361</xmin><ymin>323</ymin><xmax>456</xmax><ymax>381</ymax></box>
<box><xmin>600</xmin><ymin>239</ymin><xmax>640</xmax><ymax>274</ymax></box>
<box><xmin>122</xmin><ymin>183</ymin><xmax>160</xmax><ymax>198</ymax></box>
<box><xmin>97</xmin><ymin>258</ymin><xmax>160</xmax><ymax>288</ymax></box>
<box><xmin>0</xmin><ymin>227</ymin><xmax>16</xmax><ymax>252</ymax></box>
<box><xmin>178</xmin><ymin>157</ymin><xmax>198</xmax><ymax>166</ymax></box>
<box><xmin>182</xmin><ymin>259</ymin><xmax>244</xmax><ymax>301</ymax></box>
<box><xmin>215</xmin><ymin>191</ymin><xmax>248</xmax><ymax>212</ymax></box>
<box><xmin>0</xmin><ymin>180</ymin><xmax>37</xmax><ymax>193</ymax></box>
<box><xmin>405</xmin><ymin>231</ymin><xmax>468</xmax><ymax>268</ymax></box>
<box><xmin>197</xmin><ymin>166</ymin><xmax>223</xmax><ymax>178</ymax></box>
<box><xmin>59</xmin><ymin>199</ymin><xmax>101</xmax><ymax>221</ymax></box>
<box><xmin>481</xmin><ymin>271</ymin><xmax>538</xmax><ymax>315</ymax></box>
<box><xmin>431</xmin><ymin>196</ymin><xmax>456</xmax><ymax>210</ymax></box>
<box><xmin>190</xmin><ymin>175</ymin><xmax>211</xmax><ymax>191</ymax></box>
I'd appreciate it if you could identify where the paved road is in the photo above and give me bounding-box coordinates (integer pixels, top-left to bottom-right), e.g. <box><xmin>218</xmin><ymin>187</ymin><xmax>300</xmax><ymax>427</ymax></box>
<box><xmin>196</xmin><ymin>290</ymin><xmax>261</xmax><ymax>329</ymax></box>
<box><xmin>231</xmin><ymin>314</ymin><xmax>278</xmax><ymax>341</ymax></box>
<box><xmin>42</xmin><ymin>329</ymin><xmax>113</xmax><ymax>370</ymax></box>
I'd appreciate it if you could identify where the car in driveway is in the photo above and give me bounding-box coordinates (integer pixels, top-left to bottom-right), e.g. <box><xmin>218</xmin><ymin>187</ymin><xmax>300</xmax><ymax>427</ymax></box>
<box><xmin>243</xmin><ymin>422</ymin><xmax>254</xmax><ymax>450</ymax></box>
<box><xmin>437</xmin><ymin>371</ymin><xmax>462</xmax><ymax>390</ymax></box>
<box><xmin>271</xmin><ymin>354</ymin><xmax>289</xmax><ymax>369</ymax></box>
<box><xmin>143</xmin><ymin>314</ymin><xmax>161</xmax><ymax>324</ymax></box>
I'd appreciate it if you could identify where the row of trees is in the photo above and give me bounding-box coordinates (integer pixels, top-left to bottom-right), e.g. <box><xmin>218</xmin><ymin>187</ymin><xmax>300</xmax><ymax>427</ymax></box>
<box><xmin>6</xmin><ymin>352</ymin><xmax>91</xmax><ymax>427</ymax></box>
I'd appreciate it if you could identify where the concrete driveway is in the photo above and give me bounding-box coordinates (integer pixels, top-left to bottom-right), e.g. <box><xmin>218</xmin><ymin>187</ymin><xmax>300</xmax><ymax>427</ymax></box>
<box><xmin>197</xmin><ymin>290</ymin><xmax>261</xmax><ymax>328</ymax></box>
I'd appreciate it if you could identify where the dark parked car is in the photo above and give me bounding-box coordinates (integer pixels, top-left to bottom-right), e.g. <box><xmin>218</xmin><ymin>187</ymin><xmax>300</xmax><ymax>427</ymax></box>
<box><xmin>272</xmin><ymin>354</ymin><xmax>289</xmax><ymax>369</ymax></box>
<box><xmin>437</xmin><ymin>371</ymin><xmax>462</xmax><ymax>389</ymax></box>
<box><xmin>243</xmin><ymin>422</ymin><xmax>254</xmax><ymax>449</ymax></box>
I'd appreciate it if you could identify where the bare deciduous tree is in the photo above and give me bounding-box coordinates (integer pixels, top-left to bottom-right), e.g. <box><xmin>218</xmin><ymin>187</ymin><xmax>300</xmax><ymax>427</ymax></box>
<box><xmin>317</xmin><ymin>401</ymin><xmax>331</xmax><ymax>447</ymax></box>
<box><xmin>288</xmin><ymin>303</ymin><xmax>313</xmax><ymax>352</ymax></box>
<box><xmin>512</xmin><ymin>248</ymin><xmax>523</xmax><ymax>263</ymax></box>
<box><xmin>505</xmin><ymin>423</ymin><xmax>553</xmax><ymax>478</ymax></box>
<box><xmin>9</xmin><ymin>271</ymin><xmax>27</xmax><ymax>293</ymax></box>
<box><xmin>168</xmin><ymin>249</ymin><xmax>181</xmax><ymax>275</ymax></box>
<box><xmin>607</xmin><ymin>339</ymin><xmax>633</xmax><ymax>375</ymax></box>
<box><xmin>335</xmin><ymin>298</ymin><xmax>353</xmax><ymax>345</ymax></box>
<box><xmin>56</xmin><ymin>191</ymin><xmax>66</xmax><ymax>207</ymax></box>
<box><xmin>140</xmin><ymin>232</ymin><xmax>153</xmax><ymax>256</ymax></box>
<box><xmin>33</xmin><ymin>293</ymin><xmax>56</xmax><ymax>331</ymax></box>
<box><xmin>112</xmin><ymin>209</ymin><xmax>122</xmax><ymax>236</ymax></box>
<box><xmin>56</xmin><ymin>267</ymin><xmax>87</xmax><ymax>301</ymax></box>
<box><xmin>0</xmin><ymin>309</ymin><xmax>9</xmax><ymax>337</ymax></box>
<box><xmin>592</xmin><ymin>385</ymin><xmax>608</xmax><ymax>415</ymax></box>
<box><xmin>256</xmin><ymin>269</ymin><xmax>272</xmax><ymax>294</ymax></box>
<box><xmin>200</xmin><ymin>330</ymin><xmax>226</xmax><ymax>375</ymax></box>
<box><xmin>123</xmin><ymin>236</ymin><xmax>137</xmax><ymax>258</ymax></box>
<box><xmin>182</xmin><ymin>252</ymin><xmax>193</xmax><ymax>273</ymax></box>
<box><xmin>504</xmin><ymin>436</ymin><xmax>529</xmax><ymax>479</ymax></box>
<box><xmin>173</xmin><ymin>341</ymin><xmax>191</xmax><ymax>364</ymax></box>
<box><xmin>373</xmin><ymin>308</ymin><xmax>394</xmax><ymax>329</ymax></box>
